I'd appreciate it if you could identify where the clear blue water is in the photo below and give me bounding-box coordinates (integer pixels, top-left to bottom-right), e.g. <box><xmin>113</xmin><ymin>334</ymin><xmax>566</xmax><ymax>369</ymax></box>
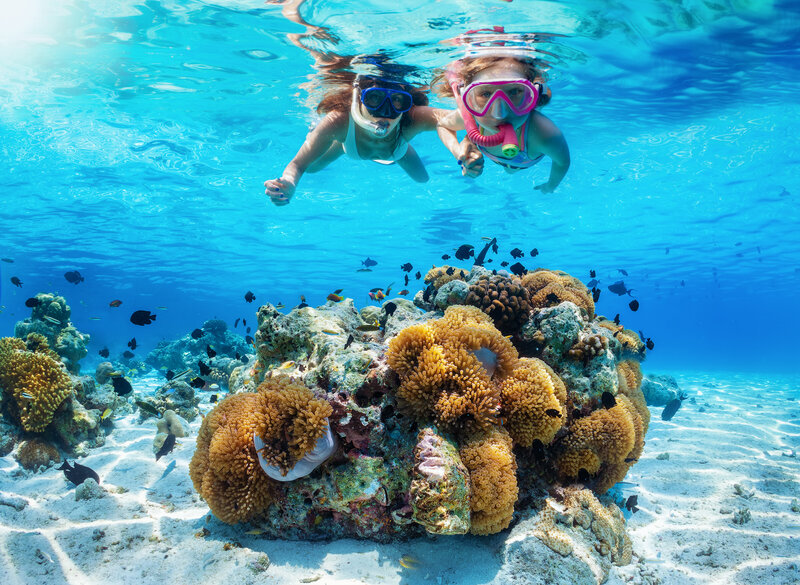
<box><xmin>1</xmin><ymin>0</ymin><xmax>799</xmax><ymax>375</ymax></box>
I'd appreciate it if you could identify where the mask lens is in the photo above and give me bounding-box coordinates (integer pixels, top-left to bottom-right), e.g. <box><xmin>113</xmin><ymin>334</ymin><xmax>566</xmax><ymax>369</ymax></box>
<box><xmin>390</xmin><ymin>91</ymin><xmax>412</xmax><ymax>113</ymax></box>
<box><xmin>362</xmin><ymin>88</ymin><xmax>388</xmax><ymax>110</ymax></box>
<box><xmin>463</xmin><ymin>80</ymin><xmax>538</xmax><ymax>117</ymax></box>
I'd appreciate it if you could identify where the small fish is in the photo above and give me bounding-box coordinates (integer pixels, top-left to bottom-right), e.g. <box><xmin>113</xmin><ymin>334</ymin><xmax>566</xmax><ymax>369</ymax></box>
<box><xmin>240</xmin><ymin>355</ymin><xmax>249</xmax><ymax>364</ymax></box>
<box><xmin>344</xmin><ymin>334</ymin><xmax>354</xmax><ymax>349</ymax></box>
<box><xmin>1</xmin><ymin>258</ymin><xmax>13</xmax><ymax>263</ymax></box>
<box><xmin>165</xmin><ymin>370</ymin><xmax>175</xmax><ymax>380</ymax></box>
<box><xmin>577</xmin><ymin>468</ymin><xmax>591</xmax><ymax>483</ymax></box>
<box><xmin>64</xmin><ymin>270</ymin><xmax>85</xmax><ymax>284</ymax></box>
<box><xmin>89</xmin><ymin>317</ymin><xmax>102</xmax><ymax>321</ymax></box>
<box><xmin>661</xmin><ymin>396</ymin><xmax>685</xmax><ymax>421</ymax></box>
<box><xmin>10</xmin><ymin>276</ymin><xmax>22</xmax><ymax>287</ymax></box>
<box><xmin>629</xmin><ymin>299</ymin><xmax>639</xmax><ymax>312</ymax></box>
<box><xmin>98</xmin><ymin>348</ymin><xmax>110</xmax><ymax>358</ymax></box>
<box><xmin>155</xmin><ymin>433</ymin><xmax>176</xmax><ymax>461</ymax></box>
<box><xmin>156</xmin><ymin>306</ymin><xmax>167</xmax><ymax>310</ymax></box>
<box><xmin>665</xmin><ymin>248</ymin><xmax>669</xmax><ymax>255</ymax></box>
<box><xmin>109</xmin><ymin>299</ymin><xmax>122</xmax><ymax>307</ymax></box>
<box><xmin>613</xmin><ymin>314</ymin><xmax>620</xmax><ymax>325</ymax></box>
<box><xmin>210</xmin><ymin>394</ymin><xmax>218</xmax><ymax>403</ymax></box>
<box><xmin>510</xmin><ymin>247</ymin><xmax>524</xmax><ymax>258</ymax></box>
<box><xmin>587</xmin><ymin>279</ymin><xmax>599</xmax><ymax>288</ymax></box>
<box><xmin>275</xmin><ymin>303</ymin><xmax>285</xmax><ymax>309</ymax></box>
<box><xmin>356</xmin><ymin>268</ymin><xmax>372</xmax><ymax>272</ymax></box>
<box><xmin>278</xmin><ymin>360</ymin><xmax>296</xmax><ymax>370</ymax></box>
<box><xmin>545</xmin><ymin>409</ymin><xmax>561</xmax><ymax>418</ymax></box>
<box><xmin>445</xmin><ymin>267</ymin><xmax>455</xmax><ymax>275</ymax></box>
<box><xmin>191</xmin><ymin>328</ymin><xmax>203</xmax><ymax>340</ymax></box>
<box><xmin>21</xmin><ymin>391</ymin><xmax>34</xmax><ymax>399</ymax></box>
<box><xmin>400</xmin><ymin>263</ymin><xmax>412</xmax><ymax>272</ymax></box>
<box><xmin>625</xmin><ymin>495</ymin><xmax>639</xmax><ymax>513</ymax></box>
<box><xmin>172</xmin><ymin>368</ymin><xmax>192</xmax><ymax>380</ymax></box>
<box><xmin>58</xmin><ymin>460</ymin><xmax>100</xmax><ymax>486</ymax></box>
<box><xmin>163</xmin><ymin>387</ymin><xmax>176</xmax><ymax>396</ymax></box>
<box><xmin>135</xmin><ymin>400</ymin><xmax>161</xmax><ymax>417</ymax></box>
<box><xmin>589</xmin><ymin>270</ymin><xmax>596</xmax><ymax>278</ymax></box>
<box><xmin>243</xmin><ymin>319</ymin><xmax>247</xmax><ymax>326</ymax></box>
<box><xmin>244</xmin><ymin>529</ymin><xmax>264</xmax><ymax>535</ymax></box>
<box><xmin>441</xmin><ymin>254</ymin><xmax>450</xmax><ymax>260</ymax></box>
<box><xmin>206</xmin><ymin>345</ymin><xmax>216</xmax><ymax>358</ymax></box>
<box><xmin>246</xmin><ymin>335</ymin><xmax>255</xmax><ymax>345</ymax></box>
<box><xmin>455</xmin><ymin>244</ymin><xmax>474</xmax><ymax>260</ymax></box>
<box><xmin>680</xmin><ymin>280</ymin><xmax>685</xmax><ymax>287</ymax></box>
<box><xmin>399</xmin><ymin>555</ymin><xmax>420</xmax><ymax>570</ymax></box>
<box><xmin>43</xmin><ymin>315</ymin><xmax>62</xmax><ymax>325</ymax></box>
<box><xmin>572</xmin><ymin>409</ymin><xmax>583</xmax><ymax>420</ymax></box>
<box><xmin>327</xmin><ymin>293</ymin><xmax>343</xmax><ymax>302</ymax></box>
<box><xmin>234</xmin><ymin>318</ymin><xmax>240</xmax><ymax>328</ymax></box>
<box><xmin>601</xmin><ymin>392</ymin><xmax>616</xmax><ymax>409</ymax></box>
<box><xmin>127</xmin><ymin>337</ymin><xmax>137</xmax><ymax>350</ymax></box>
<box><xmin>111</xmin><ymin>377</ymin><xmax>133</xmax><ymax>396</ymax></box>
<box><xmin>509</xmin><ymin>262</ymin><xmax>526</xmax><ymax>276</ymax></box>
<box><xmin>130</xmin><ymin>310</ymin><xmax>156</xmax><ymax>326</ymax></box>
<box><xmin>491</xmin><ymin>241</ymin><xmax>498</xmax><ymax>254</ymax></box>
<box><xmin>591</xmin><ymin>288</ymin><xmax>600</xmax><ymax>302</ymax></box>
<box><xmin>422</xmin><ymin>284</ymin><xmax>434</xmax><ymax>303</ymax></box>
<box><xmin>362</xmin><ymin>257</ymin><xmax>377</xmax><ymax>267</ymax></box>
<box><xmin>398</xmin><ymin>289</ymin><xmax>409</xmax><ymax>295</ymax></box>
<box><xmin>500</xmin><ymin>261</ymin><xmax>509</xmax><ymax>267</ymax></box>
<box><xmin>101</xmin><ymin>408</ymin><xmax>112</xmax><ymax>420</ymax></box>
<box><xmin>356</xmin><ymin>324</ymin><xmax>381</xmax><ymax>332</ymax></box>
<box><xmin>190</xmin><ymin>377</ymin><xmax>205</xmax><ymax>389</ymax></box>
<box><xmin>198</xmin><ymin>360</ymin><xmax>211</xmax><ymax>376</ymax></box>
<box><xmin>618</xmin><ymin>269</ymin><xmax>628</xmax><ymax>276</ymax></box>
<box><xmin>384</xmin><ymin>302</ymin><xmax>397</xmax><ymax>317</ymax></box>
<box><xmin>24</xmin><ymin>297</ymin><xmax>40</xmax><ymax>308</ymax></box>
<box><xmin>530</xmin><ymin>248</ymin><xmax>539</xmax><ymax>257</ymax></box>
<box><xmin>321</xmin><ymin>329</ymin><xmax>339</xmax><ymax>335</ymax></box>
<box><xmin>244</xmin><ymin>291</ymin><xmax>256</xmax><ymax>303</ymax></box>
<box><xmin>607</xmin><ymin>281</ymin><xmax>633</xmax><ymax>296</ymax></box>
<box><xmin>122</xmin><ymin>350</ymin><xmax>135</xmax><ymax>359</ymax></box>
<box><xmin>646</xmin><ymin>338</ymin><xmax>654</xmax><ymax>350</ymax></box>
<box><xmin>414</xmin><ymin>271</ymin><xmax>421</xmax><ymax>280</ymax></box>
<box><xmin>546</xmin><ymin>293</ymin><xmax>559</xmax><ymax>303</ymax></box>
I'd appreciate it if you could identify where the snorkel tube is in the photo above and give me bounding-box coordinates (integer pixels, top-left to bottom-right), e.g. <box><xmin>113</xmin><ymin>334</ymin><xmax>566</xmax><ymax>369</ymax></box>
<box><xmin>446</xmin><ymin>67</ymin><xmax>519</xmax><ymax>157</ymax></box>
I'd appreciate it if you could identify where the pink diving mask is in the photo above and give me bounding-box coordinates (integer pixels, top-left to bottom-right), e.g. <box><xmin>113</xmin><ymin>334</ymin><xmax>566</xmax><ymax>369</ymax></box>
<box><xmin>461</xmin><ymin>78</ymin><xmax>539</xmax><ymax>118</ymax></box>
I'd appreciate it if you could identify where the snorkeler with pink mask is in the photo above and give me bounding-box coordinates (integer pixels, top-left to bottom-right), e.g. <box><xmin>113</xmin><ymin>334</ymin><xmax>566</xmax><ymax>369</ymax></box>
<box><xmin>434</xmin><ymin>55</ymin><xmax>570</xmax><ymax>193</ymax></box>
<box><xmin>264</xmin><ymin>74</ymin><xmax>481</xmax><ymax>206</ymax></box>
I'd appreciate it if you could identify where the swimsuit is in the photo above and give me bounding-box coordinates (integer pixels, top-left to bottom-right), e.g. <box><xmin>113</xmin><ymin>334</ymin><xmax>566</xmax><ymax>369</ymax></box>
<box><xmin>476</xmin><ymin>120</ymin><xmax>544</xmax><ymax>171</ymax></box>
<box><xmin>342</xmin><ymin>114</ymin><xmax>409</xmax><ymax>164</ymax></box>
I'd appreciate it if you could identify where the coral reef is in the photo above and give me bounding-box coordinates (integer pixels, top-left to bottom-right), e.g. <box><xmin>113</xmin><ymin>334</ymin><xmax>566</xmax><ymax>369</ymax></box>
<box><xmin>521</xmin><ymin>269</ymin><xmax>595</xmax><ymax>319</ymax></box>
<box><xmin>424</xmin><ymin>265</ymin><xmax>469</xmax><ymax>289</ymax></box>
<box><xmin>153</xmin><ymin>409</ymin><xmax>190</xmax><ymax>454</ymax></box>
<box><xmin>15</xmin><ymin>438</ymin><xmax>61</xmax><ymax>471</ymax></box>
<box><xmin>138</xmin><ymin>379</ymin><xmax>200</xmax><ymax>422</ymax></box>
<box><xmin>464</xmin><ymin>274</ymin><xmax>532</xmax><ymax>334</ymax></box>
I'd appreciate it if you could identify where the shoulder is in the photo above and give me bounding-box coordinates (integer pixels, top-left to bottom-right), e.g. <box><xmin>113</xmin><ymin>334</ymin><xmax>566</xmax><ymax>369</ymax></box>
<box><xmin>526</xmin><ymin>111</ymin><xmax>564</xmax><ymax>147</ymax></box>
<box><xmin>315</xmin><ymin>111</ymin><xmax>349</xmax><ymax>139</ymax></box>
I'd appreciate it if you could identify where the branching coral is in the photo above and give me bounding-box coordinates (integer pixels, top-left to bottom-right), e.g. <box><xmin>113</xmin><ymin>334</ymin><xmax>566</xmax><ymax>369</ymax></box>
<box><xmin>459</xmin><ymin>427</ymin><xmax>518</xmax><ymax>535</ymax></box>
<box><xmin>0</xmin><ymin>337</ymin><xmax>72</xmax><ymax>432</ymax></box>
<box><xmin>521</xmin><ymin>270</ymin><xmax>595</xmax><ymax>319</ymax></box>
<box><xmin>464</xmin><ymin>274</ymin><xmax>532</xmax><ymax>334</ymax></box>
<box><xmin>424</xmin><ymin>266</ymin><xmax>469</xmax><ymax>289</ymax></box>
<box><xmin>567</xmin><ymin>333</ymin><xmax>609</xmax><ymax>363</ymax></box>
<box><xmin>500</xmin><ymin>358</ymin><xmax>567</xmax><ymax>447</ymax></box>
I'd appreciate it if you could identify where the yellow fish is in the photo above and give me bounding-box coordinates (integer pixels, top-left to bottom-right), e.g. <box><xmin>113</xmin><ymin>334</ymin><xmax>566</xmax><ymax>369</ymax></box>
<box><xmin>244</xmin><ymin>529</ymin><xmax>264</xmax><ymax>535</ymax></box>
<box><xmin>277</xmin><ymin>360</ymin><xmax>295</xmax><ymax>370</ymax></box>
<box><xmin>399</xmin><ymin>555</ymin><xmax>420</xmax><ymax>569</ymax></box>
<box><xmin>275</xmin><ymin>304</ymin><xmax>285</xmax><ymax>309</ymax></box>
<box><xmin>321</xmin><ymin>329</ymin><xmax>339</xmax><ymax>335</ymax></box>
<box><xmin>101</xmin><ymin>408</ymin><xmax>112</xmax><ymax>420</ymax></box>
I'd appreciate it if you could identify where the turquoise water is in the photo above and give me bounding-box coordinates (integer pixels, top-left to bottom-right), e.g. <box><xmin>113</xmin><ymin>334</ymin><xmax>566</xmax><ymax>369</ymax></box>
<box><xmin>1</xmin><ymin>0</ymin><xmax>799</xmax><ymax>374</ymax></box>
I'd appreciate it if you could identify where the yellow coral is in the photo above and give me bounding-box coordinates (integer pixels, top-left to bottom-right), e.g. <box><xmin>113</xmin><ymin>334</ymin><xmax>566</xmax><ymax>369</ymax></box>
<box><xmin>424</xmin><ymin>265</ymin><xmax>468</xmax><ymax>289</ymax></box>
<box><xmin>617</xmin><ymin>360</ymin><xmax>650</xmax><ymax>432</ymax></box>
<box><xmin>500</xmin><ymin>358</ymin><xmax>566</xmax><ymax>446</ymax></box>
<box><xmin>521</xmin><ymin>269</ymin><xmax>595</xmax><ymax>319</ymax></box>
<box><xmin>0</xmin><ymin>337</ymin><xmax>72</xmax><ymax>433</ymax></box>
<box><xmin>459</xmin><ymin>427</ymin><xmax>518</xmax><ymax>535</ymax></box>
<box><xmin>386</xmin><ymin>323</ymin><xmax>436</xmax><ymax>378</ymax></box>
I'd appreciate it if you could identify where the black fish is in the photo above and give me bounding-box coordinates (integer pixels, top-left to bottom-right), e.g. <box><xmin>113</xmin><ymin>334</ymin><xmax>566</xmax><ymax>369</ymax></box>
<box><xmin>122</xmin><ymin>350</ymin><xmax>135</xmax><ymax>359</ymax></box>
<box><xmin>234</xmin><ymin>318</ymin><xmax>240</xmax><ymax>328</ymax></box>
<box><xmin>198</xmin><ymin>360</ymin><xmax>211</xmax><ymax>376</ymax></box>
<box><xmin>422</xmin><ymin>284</ymin><xmax>435</xmax><ymax>303</ymax></box>
<box><xmin>441</xmin><ymin>254</ymin><xmax>450</xmax><ymax>260</ymax></box>
<box><xmin>661</xmin><ymin>396</ymin><xmax>685</xmax><ymax>421</ymax></box>
<box><xmin>210</xmin><ymin>394</ymin><xmax>218</xmax><ymax>403</ymax></box>
<box><xmin>111</xmin><ymin>376</ymin><xmax>133</xmax><ymax>396</ymax></box>
<box><xmin>510</xmin><ymin>248</ymin><xmax>524</xmax><ymax>259</ymax></box>
<box><xmin>500</xmin><ymin>261</ymin><xmax>509</xmax><ymax>267</ymax></box>
<box><xmin>415</xmin><ymin>271</ymin><xmax>421</xmax><ymax>280</ymax></box>
<box><xmin>384</xmin><ymin>302</ymin><xmax>397</xmax><ymax>317</ymax></box>
<box><xmin>155</xmin><ymin>433</ymin><xmax>176</xmax><ymax>461</ymax></box>
<box><xmin>400</xmin><ymin>263</ymin><xmax>412</xmax><ymax>272</ymax></box>
<box><xmin>601</xmin><ymin>392</ymin><xmax>616</xmax><ymax>409</ymax></box>
<box><xmin>572</xmin><ymin>409</ymin><xmax>583</xmax><ymax>420</ymax></box>
<box><xmin>58</xmin><ymin>460</ymin><xmax>100</xmax><ymax>486</ymax></box>
<box><xmin>618</xmin><ymin>269</ymin><xmax>628</xmax><ymax>276</ymax></box>
<box><xmin>454</xmin><ymin>244</ymin><xmax>474</xmax><ymax>260</ymax></box>
<box><xmin>246</xmin><ymin>327</ymin><xmax>251</xmax><ymax>334</ymax></box>
<box><xmin>491</xmin><ymin>241</ymin><xmax>498</xmax><ymax>254</ymax></box>
<box><xmin>297</xmin><ymin>301</ymin><xmax>308</xmax><ymax>309</ymax></box>
<box><xmin>592</xmin><ymin>287</ymin><xmax>600</xmax><ymax>302</ymax></box>
<box><xmin>629</xmin><ymin>299</ymin><xmax>639</xmax><ymax>312</ymax></box>
<box><xmin>98</xmin><ymin>348</ymin><xmax>110</xmax><ymax>358</ymax></box>
<box><xmin>25</xmin><ymin>297</ymin><xmax>39</xmax><ymax>308</ymax></box>
<box><xmin>244</xmin><ymin>291</ymin><xmax>256</xmax><ymax>303</ymax></box>
<box><xmin>130</xmin><ymin>310</ymin><xmax>156</xmax><ymax>326</ymax></box>
<box><xmin>638</xmin><ymin>330</ymin><xmax>645</xmax><ymax>341</ymax></box>
<box><xmin>587</xmin><ymin>279</ymin><xmax>599</xmax><ymax>288</ymax></box>
<box><xmin>243</xmin><ymin>319</ymin><xmax>247</xmax><ymax>327</ymax></box>
<box><xmin>362</xmin><ymin>257</ymin><xmax>377</xmax><ymax>267</ymax></box>
<box><xmin>235</xmin><ymin>352</ymin><xmax>240</xmax><ymax>360</ymax></box>
<box><xmin>646</xmin><ymin>338</ymin><xmax>654</xmax><ymax>350</ymax></box>
<box><xmin>545</xmin><ymin>409</ymin><xmax>561</xmax><ymax>418</ymax></box>
<box><xmin>607</xmin><ymin>281</ymin><xmax>633</xmax><ymax>296</ymax></box>
<box><xmin>446</xmin><ymin>267</ymin><xmax>455</xmax><ymax>275</ymax></box>
<box><xmin>509</xmin><ymin>262</ymin><xmax>526</xmax><ymax>276</ymax></box>
<box><xmin>165</xmin><ymin>370</ymin><xmax>175</xmax><ymax>380</ymax></box>
<box><xmin>191</xmin><ymin>328</ymin><xmax>203</xmax><ymax>339</ymax></box>
<box><xmin>206</xmin><ymin>345</ymin><xmax>216</xmax><ymax>358</ymax></box>
<box><xmin>474</xmin><ymin>237</ymin><xmax>496</xmax><ymax>266</ymax></box>
<box><xmin>613</xmin><ymin>314</ymin><xmax>620</xmax><ymax>325</ymax></box>
<box><xmin>190</xmin><ymin>376</ymin><xmax>205</xmax><ymax>389</ymax></box>
<box><xmin>64</xmin><ymin>270</ymin><xmax>85</xmax><ymax>284</ymax></box>
<box><xmin>589</xmin><ymin>270</ymin><xmax>596</xmax><ymax>278</ymax></box>
<box><xmin>344</xmin><ymin>334</ymin><xmax>354</xmax><ymax>349</ymax></box>
<box><xmin>404</xmin><ymin>274</ymin><xmax>409</xmax><ymax>286</ymax></box>
<box><xmin>127</xmin><ymin>337</ymin><xmax>137</xmax><ymax>350</ymax></box>
<box><xmin>245</xmin><ymin>335</ymin><xmax>254</xmax><ymax>345</ymax></box>
<box><xmin>546</xmin><ymin>292</ymin><xmax>560</xmax><ymax>303</ymax></box>
<box><xmin>10</xmin><ymin>276</ymin><xmax>22</xmax><ymax>287</ymax></box>
<box><xmin>530</xmin><ymin>248</ymin><xmax>539</xmax><ymax>257</ymax></box>
<box><xmin>577</xmin><ymin>468</ymin><xmax>591</xmax><ymax>483</ymax></box>
<box><xmin>240</xmin><ymin>355</ymin><xmax>249</xmax><ymax>364</ymax></box>
<box><xmin>625</xmin><ymin>495</ymin><xmax>639</xmax><ymax>513</ymax></box>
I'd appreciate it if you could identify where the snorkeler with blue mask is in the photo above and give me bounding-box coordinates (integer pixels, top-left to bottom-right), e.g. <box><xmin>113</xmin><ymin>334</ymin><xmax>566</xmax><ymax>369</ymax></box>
<box><xmin>264</xmin><ymin>74</ymin><xmax>483</xmax><ymax>206</ymax></box>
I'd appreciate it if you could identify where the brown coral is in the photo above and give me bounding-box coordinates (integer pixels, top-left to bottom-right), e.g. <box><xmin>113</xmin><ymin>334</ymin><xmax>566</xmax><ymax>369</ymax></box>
<box><xmin>459</xmin><ymin>427</ymin><xmax>518</xmax><ymax>535</ymax></box>
<box><xmin>424</xmin><ymin>265</ymin><xmax>469</xmax><ymax>289</ymax></box>
<box><xmin>500</xmin><ymin>358</ymin><xmax>566</xmax><ymax>447</ymax></box>
<box><xmin>464</xmin><ymin>274</ymin><xmax>532</xmax><ymax>334</ymax></box>
<box><xmin>521</xmin><ymin>269</ymin><xmax>595</xmax><ymax>319</ymax></box>
<box><xmin>0</xmin><ymin>337</ymin><xmax>72</xmax><ymax>432</ymax></box>
<box><xmin>617</xmin><ymin>360</ymin><xmax>649</xmax><ymax>432</ymax></box>
<box><xmin>15</xmin><ymin>438</ymin><xmax>61</xmax><ymax>471</ymax></box>
<box><xmin>597</xmin><ymin>319</ymin><xmax>644</xmax><ymax>356</ymax></box>
<box><xmin>567</xmin><ymin>333</ymin><xmax>609</xmax><ymax>363</ymax></box>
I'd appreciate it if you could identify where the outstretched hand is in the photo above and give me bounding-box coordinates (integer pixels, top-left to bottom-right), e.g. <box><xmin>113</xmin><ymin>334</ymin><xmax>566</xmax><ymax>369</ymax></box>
<box><xmin>264</xmin><ymin>177</ymin><xmax>296</xmax><ymax>206</ymax></box>
<box><xmin>457</xmin><ymin>139</ymin><xmax>484</xmax><ymax>178</ymax></box>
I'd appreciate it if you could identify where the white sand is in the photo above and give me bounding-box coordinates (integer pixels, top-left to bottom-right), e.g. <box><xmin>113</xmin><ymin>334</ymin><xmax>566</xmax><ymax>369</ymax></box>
<box><xmin>1</xmin><ymin>371</ymin><xmax>798</xmax><ymax>585</ymax></box>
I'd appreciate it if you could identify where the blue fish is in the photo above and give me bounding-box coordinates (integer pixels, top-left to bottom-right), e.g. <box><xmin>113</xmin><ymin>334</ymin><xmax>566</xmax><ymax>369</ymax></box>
<box><xmin>362</xmin><ymin>257</ymin><xmax>377</xmax><ymax>267</ymax></box>
<box><xmin>607</xmin><ymin>281</ymin><xmax>633</xmax><ymax>296</ymax></box>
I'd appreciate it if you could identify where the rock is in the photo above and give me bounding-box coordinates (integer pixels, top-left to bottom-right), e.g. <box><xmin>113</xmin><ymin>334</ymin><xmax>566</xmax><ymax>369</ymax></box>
<box><xmin>75</xmin><ymin>478</ymin><xmax>106</xmax><ymax>500</ymax></box>
<box><xmin>155</xmin><ymin>410</ymin><xmax>190</xmax><ymax>437</ymax></box>
<box><xmin>50</xmin><ymin>396</ymin><xmax>105</xmax><ymax>452</ymax></box>
<box><xmin>433</xmin><ymin>279</ymin><xmax>470</xmax><ymax>311</ymax></box>
<box><xmin>641</xmin><ymin>374</ymin><xmax>680</xmax><ymax>406</ymax></box>
<box><xmin>15</xmin><ymin>438</ymin><xmax>61</xmax><ymax>471</ymax></box>
<box><xmin>0</xmin><ymin>491</ymin><xmax>28</xmax><ymax>511</ymax></box>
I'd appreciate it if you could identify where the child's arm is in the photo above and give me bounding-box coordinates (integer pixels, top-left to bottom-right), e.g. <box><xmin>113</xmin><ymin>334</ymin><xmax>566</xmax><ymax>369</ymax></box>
<box><xmin>528</xmin><ymin>112</ymin><xmax>570</xmax><ymax>194</ymax></box>
<box><xmin>409</xmin><ymin>106</ymin><xmax>482</xmax><ymax>177</ymax></box>
<box><xmin>264</xmin><ymin>112</ymin><xmax>346</xmax><ymax>205</ymax></box>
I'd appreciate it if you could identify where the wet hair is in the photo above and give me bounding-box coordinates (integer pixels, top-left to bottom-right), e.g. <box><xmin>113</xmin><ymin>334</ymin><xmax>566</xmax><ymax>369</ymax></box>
<box><xmin>316</xmin><ymin>74</ymin><xmax>428</xmax><ymax>128</ymax></box>
<box><xmin>431</xmin><ymin>56</ymin><xmax>551</xmax><ymax>108</ymax></box>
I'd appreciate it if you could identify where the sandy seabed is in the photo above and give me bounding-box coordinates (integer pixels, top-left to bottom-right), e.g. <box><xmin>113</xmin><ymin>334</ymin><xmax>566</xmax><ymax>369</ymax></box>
<box><xmin>0</xmin><ymin>371</ymin><xmax>798</xmax><ymax>585</ymax></box>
